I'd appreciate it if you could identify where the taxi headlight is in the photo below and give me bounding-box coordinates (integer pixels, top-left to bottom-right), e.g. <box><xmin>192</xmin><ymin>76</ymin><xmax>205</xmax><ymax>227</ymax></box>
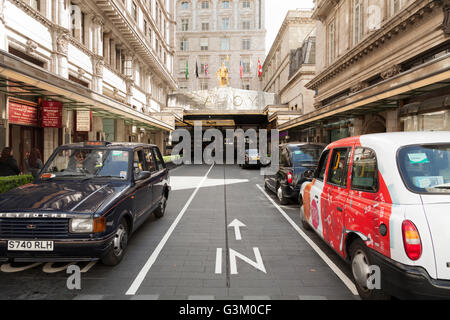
<box><xmin>69</xmin><ymin>218</ymin><xmax>93</xmax><ymax>233</ymax></box>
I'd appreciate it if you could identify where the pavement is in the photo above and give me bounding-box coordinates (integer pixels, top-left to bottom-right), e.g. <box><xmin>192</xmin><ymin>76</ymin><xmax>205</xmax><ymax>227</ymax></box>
<box><xmin>0</xmin><ymin>164</ymin><xmax>359</xmax><ymax>300</ymax></box>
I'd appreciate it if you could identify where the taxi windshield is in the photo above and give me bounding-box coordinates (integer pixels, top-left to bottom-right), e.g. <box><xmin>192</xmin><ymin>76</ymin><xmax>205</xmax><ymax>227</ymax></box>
<box><xmin>398</xmin><ymin>144</ymin><xmax>450</xmax><ymax>194</ymax></box>
<box><xmin>42</xmin><ymin>148</ymin><xmax>130</xmax><ymax>180</ymax></box>
<box><xmin>290</xmin><ymin>146</ymin><xmax>322</xmax><ymax>165</ymax></box>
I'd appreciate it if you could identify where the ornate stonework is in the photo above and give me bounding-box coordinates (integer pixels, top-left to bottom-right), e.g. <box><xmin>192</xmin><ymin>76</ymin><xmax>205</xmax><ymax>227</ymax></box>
<box><xmin>125</xmin><ymin>77</ymin><xmax>134</xmax><ymax>96</ymax></box>
<box><xmin>92</xmin><ymin>14</ymin><xmax>104</xmax><ymax>26</ymax></box>
<box><xmin>381</xmin><ymin>65</ymin><xmax>402</xmax><ymax>80</ymax></box>
<box><xmin>56</xmin><ymin>29</ymin><xmax>70</xmax><ymax>56</ymax></box>
<box><xmin>26</xmin><ymin>39</ymin><xmax>37</xmax><ymax>54</ymax></box>
<box><xmin>0</xmin><ymin>0</ymin><xmax>5</xmax><ymax>24</ymax></box>
<box><xmin>350</xmin><ymin>81</ymin><xmax>369</xmax><ymax>94</ymax></box>
<box><xmin>443</xmin><ymin>5</ymin><xmax>450</xmax><ymax>35</ymax></box>
<box><xmin>92</xmin><ymin>55</ymin><xmax>104</xmax><ymax>77</ymax></box>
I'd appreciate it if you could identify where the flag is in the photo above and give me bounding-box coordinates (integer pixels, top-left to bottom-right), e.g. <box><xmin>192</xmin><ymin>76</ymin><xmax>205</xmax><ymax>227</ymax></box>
<box><xmin>195</xmin><ymin>60</ymin><xmax>199</xmax><ymax>78</ymax></box>
<box><xmin>185</xmin><ymin>61</ymin><xmax>189</xmax><ymax>80</ymax></box>
<box><xmin>240</xmin><ymin>60</ymin><xmax>243</xmax><ymax>79</ymax></box>
<box><xmin>205</xmin><ymin>64</ymin><xmax>208</xmax><ymax>77</ymax></box>
<box><xmin>257</xmin><ymin>58</ymin><xmax>262</xmax><ymax>77</ymax></box>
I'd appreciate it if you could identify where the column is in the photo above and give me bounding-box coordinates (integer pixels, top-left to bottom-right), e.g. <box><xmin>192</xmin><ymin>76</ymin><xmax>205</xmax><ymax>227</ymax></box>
<box><xmin>110</xmin><ymin>38</ymin><xmax>116</xmax><ymax>68</ymax></box>
<box><xmin>84</xmin><ymin>13</ymin><xmax>93</xmax><ymax>52</ymax></box>
<box><xmin>55</xmin><ymin>28</ymin><xmax>70</xmax><ymax>78</ymax></box>
<box><xmin>212</xmin><ymin>0</ymin><xmax>217</xmax><ymax>30</ymax></box>
<box><xmin>103</xmin><ymin>32</ymin><xmax>111</xmax><ymax>65</ymax></box>
<box><xmin>92</xmin><ymin>55</ymin><xmax>104</xmax><ymax>93</ymax></box>
<box><xmin>115</xmin><ymin>119</ymin><xmax>126</xmax><ymax>142</ymax></box>
<box><xmin>0</xmin><ymin>0</ymin><xmax>7</xmax><ymax>51</ymax></box>
<box><xmin>233</xmin><ymin>0</ymin><xmax>238</xmax><ymax>29</ymax></box>
<box><xmin>58</xmin><ymin>0</ymin><xmax>69</xmax><ymax>29</ymax></box>
<box><xmin>192</xmin><ymin>0</ymin><xmax>197</xmax><ymax>31</ymax></box>
<box><xmin>92</xmin><ymin>15</ymin><xmax>104</xmax><ymax>56</ymax></box>
<box><xmin>352</xmin><ymin>117</ymin><xmax>364</xmax><ymax>136</ymax></box>
<box><xmin>386</xmin><ymin>109</ymin><xmax>400</xmax><ymax>132</ymax></box>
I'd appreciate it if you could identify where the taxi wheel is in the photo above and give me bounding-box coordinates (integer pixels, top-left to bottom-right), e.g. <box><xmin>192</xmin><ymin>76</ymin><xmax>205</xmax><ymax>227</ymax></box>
<box><xmin>101</xmin><ymin>218</ymin><xmax>129</xmax><ymax>266</ymax></box>
<box><xmin>349</xmin><ymin>239</ymin><xmax>390</xmax><ymax>300</ymax></box>
<box><xmin>300</xmin><ymin>205</ymin><xmax>312</xmax><ymax>231</ymax></box>
<box><xmin>154</xmin><ymin>195</ymin><xmax>167</xmax><ymax>219</ymax></box>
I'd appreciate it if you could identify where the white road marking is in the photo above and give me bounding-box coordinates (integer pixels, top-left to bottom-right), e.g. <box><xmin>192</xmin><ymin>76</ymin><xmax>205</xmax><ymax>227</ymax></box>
<box><xmin>229</xmin><ymin>248</ymin><xmax>266</xmax><ymax>275</ymax></box>
<box><xmin>215</xmin><ymin>248</ymin><xmax>222</xmax><ymax>274</ymax></box>
<box><xmin>126</xmin><ymin>164</ymin><xmax>215</xmax><ymax>295</ymax></box>
<box><xmin>256</xmin><ymin>184</ymin><xmax>359</xmax><ymax>296</ymax></box>
<box><xmin>228</xmin><ymin>219</ymin><xmax>246</xmax><ymax>241</ymax></box>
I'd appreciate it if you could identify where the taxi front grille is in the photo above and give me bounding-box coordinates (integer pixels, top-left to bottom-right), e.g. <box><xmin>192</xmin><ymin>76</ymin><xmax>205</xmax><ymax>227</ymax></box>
<box><xmin>0</xmin><ymin>219</ymin><xmax>69</xmax><ymax>239</ymax></box>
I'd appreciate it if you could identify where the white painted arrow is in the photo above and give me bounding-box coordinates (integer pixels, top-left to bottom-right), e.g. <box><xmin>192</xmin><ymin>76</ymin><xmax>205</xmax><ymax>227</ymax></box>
<box><xmin>228</xmin><ymin>219</ymin><xmax>246</xmax><ymax>241</ymax></box>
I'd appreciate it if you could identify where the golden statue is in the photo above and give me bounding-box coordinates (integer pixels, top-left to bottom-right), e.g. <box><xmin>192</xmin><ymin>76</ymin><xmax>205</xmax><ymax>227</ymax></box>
<box><xmin>216</xmin><ymin>62</ymin><xmax>229</xmax><ymax>87</ymax></box>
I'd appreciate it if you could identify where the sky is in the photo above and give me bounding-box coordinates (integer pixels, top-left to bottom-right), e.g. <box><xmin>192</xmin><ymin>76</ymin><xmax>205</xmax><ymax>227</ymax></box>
<box><xmin>265</xmin><ymin>0</ymin><xmax>314</xmax><ymax>54</ymax></box>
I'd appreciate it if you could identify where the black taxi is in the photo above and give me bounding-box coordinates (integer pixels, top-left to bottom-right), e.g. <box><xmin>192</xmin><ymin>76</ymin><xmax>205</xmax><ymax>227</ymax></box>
<box><xmin>0</xmin><ymin>142</ymin><xmax>170</xmax><ymax>266</ymax></box>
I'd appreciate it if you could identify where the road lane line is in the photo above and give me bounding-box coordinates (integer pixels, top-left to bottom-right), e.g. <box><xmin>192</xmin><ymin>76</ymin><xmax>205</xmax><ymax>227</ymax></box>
<box><xmin>126</xmin><ymin>164</ymin><xmax>215</xmax><ymax>295</ymax></box>
<box><xmin>256</xmin><ymin>184</ymin><xmax>359</xmax><ymax>296</ymax></box>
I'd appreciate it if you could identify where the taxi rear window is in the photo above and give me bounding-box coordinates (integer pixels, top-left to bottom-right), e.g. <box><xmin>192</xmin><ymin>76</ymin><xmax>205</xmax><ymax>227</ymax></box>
<box><xmin>398</xmin><ymin>144</ymin><xmax>450</xmax><ymax>194</ymax></box>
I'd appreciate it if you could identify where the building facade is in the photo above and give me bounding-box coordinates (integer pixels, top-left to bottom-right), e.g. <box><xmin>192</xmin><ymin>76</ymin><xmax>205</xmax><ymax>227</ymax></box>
<box><xmin>279</xmin><ymin>0</ymin><xmax>450</xmax><ymax>143</ymax></box>
<box><xmin>174</xmin><ymin>0</ymin><xmax>266</xmax><ymax>91</ymax></box>
<box><xmin>0</xmin><ymin>0</ymin><xmax>178</xmax><ymax>170</ymax></box>
<box><xmin>261</xmin><ymin>10</ymin><xmax>317</xmax><ymax>137</ymax></box>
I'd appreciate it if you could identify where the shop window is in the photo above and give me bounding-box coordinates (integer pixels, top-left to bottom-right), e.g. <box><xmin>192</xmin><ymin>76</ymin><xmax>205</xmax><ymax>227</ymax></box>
<box><xmin>69</xmin><ymin>74</ymin><xmax>90</xmax><ymax>88</ymax></box>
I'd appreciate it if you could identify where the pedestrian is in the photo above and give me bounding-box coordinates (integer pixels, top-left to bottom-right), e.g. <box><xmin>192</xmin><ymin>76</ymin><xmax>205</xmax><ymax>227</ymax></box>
<box><xmin>24</xmin><ymin>148</ymin><xmax>43</xmax><ymax>178</ymax></box>
<box><xmin>0</xmin><ymin>147</ymin><xmax>21</xmax><ymax>177</ymax></box>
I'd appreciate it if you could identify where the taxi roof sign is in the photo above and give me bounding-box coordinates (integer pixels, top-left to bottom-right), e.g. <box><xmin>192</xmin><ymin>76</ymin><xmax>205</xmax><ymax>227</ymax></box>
<box><xmin>84</xmin><ymin>141</ymin><xmax>111</xmax><ymax>146</ymax></box>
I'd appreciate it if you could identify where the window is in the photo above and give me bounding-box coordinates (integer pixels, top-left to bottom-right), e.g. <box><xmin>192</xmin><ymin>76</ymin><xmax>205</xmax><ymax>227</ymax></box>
<box><xmin>179</xmin><ymin>59</ymin><xmax>188</xmax><ymax>73</ymax></box>
<box><xmin>180</xmin><ymin>39</ymin><xmax>188</xmax><ymax>51</ymax></box>
<box><xmin>144</xmin><ymin>20</ymin><xmax>148</xmax><ymax>35</ymax></box>
<box><xmin>222</xmin><ymin>0</ymin><xmax>230</xmax><ymax>9</ymax></box>
<box><xmin>133</xmin><ymin>150</ymin><xmax>146</xmax><ymax>175</ymax></box>
<box><xmin>221</xmin><ymin>38</ymin><xmax>230</xmax><ymax>50</ymax></box>
<box><xmin>144</xmin><ymin>149</ymin><xmax>157</xmax><ymax>172</ymax></box>
<box><xmin>315</xmin><ymin>150</ymin><xmax>330</xmax><ymax>181</ymax></box>
<box><xmin>327</xmin><ymin>148</ymin><xmax>350</xmax><ymax>187</ymax></box>
<box><xmin>153</xmin><ymin>147</ymin><xmax>165</xmax><ymax>170</ymax></box>
<box><xmin>181</xmin><ymin>19</ymin><xmax>189</xmax><ymax>31</ymax></box>
<box><xmin>30</xmin><ymin>0</ymin><xmax>40</xmax><ymax>11</ymax></box>
<box><xmin>398</xmin><ymin>144</ymin><xmax>450</xmax><ymax>194</ymax></box>
<box><xmin>201</xmin><ymin>22</ymin><xmax>209</xmax><ymax>31</ymax></box>
<box><xmin>242</xmin><ymin>20</ymin><xmax>251</xmax><ymax>30</ymax></box>
<box><xmin>200</xmin><ymin>81</ymin><xmax>209</xmax><ymax>90</ymax></box>
<box><xmin>181</xmin><ymin>1</ymin><xmax>189</xmax><ymax>9</ymax></box>
<box><xmin>200</xmin><ymin>38</ymin><xmax>209</xmax><ymax>51</ymax></box>
<box><xmin>242</xmin><ymin>60</ymin><xmax>250</xmax><ymax>73</ymax></box>
<box><xmin>222</xmin><ymin>17</ymin><xmax>230</xmax><ymax>30</ymax></box>
<box><xmin>328</xmin><ymin>20</ymin><xmax>335</xmax><ymax>65</ymax></box>
<box><xmin>201</xmin><ymin>0</ymin><xmax>209</xmax><ymax>9</ymax></box>
<box><xmin>351</xmin><ymin>148</ymin><xmax>378</xmax><ymax>192</ymax></box>
<box><xmin>391</xmin><ymin>0</ymin><xmax>402</xmax><ymax>16</ymax></box>
<box><xmin>132</xmin><ymin>1</ymin><xmax>138</xmax><ymax>21</ymax></box>
<box><xmin>353</xmin><ymin>0</ymin><xmax>363</xmax><ymax>45</ymax></box>
<box><xmin>242</xmin><ymin>0</ymin><xmax>250</xmax><ymax>8</ymax></box>
<box><xmin>279</xmin><ymin>148</ymin><xmax>290</xmax><ymax>167</ymax></box>
<box><xmin>242</xmin><ymin>38</ymin><xmax>250</xmax><ymax>50</ymax></box>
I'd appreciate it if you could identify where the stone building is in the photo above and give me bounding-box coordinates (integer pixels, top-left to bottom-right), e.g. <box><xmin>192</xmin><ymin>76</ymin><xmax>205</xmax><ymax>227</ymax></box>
<box><xmin>279</xmin><ymin>0</ymin><xmax>450</xmax><ymax>143</ymax></box>
<box><xmin>261</xmin><ymin>9</ymin><xmax>317</xmax><ymax>137</ymax></box>
<box><xmin>174</xmin><ymin>0</ymin><xmax>266</xmax><ymax>91</ymax></box>
<box><xmin>0</xmin><ymin>0</ymin><xmax>177</xmax><ymax>169</ymax></box>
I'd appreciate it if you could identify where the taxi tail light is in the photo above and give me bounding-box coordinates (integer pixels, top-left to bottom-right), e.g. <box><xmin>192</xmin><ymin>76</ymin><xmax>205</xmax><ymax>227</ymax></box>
<box><xmin>287</xmin><ymin>172</ymin><xmax>293</xmax><ymax>184</ymax></box>
<box><xmin>93</xmin><ymin>217</ymin><xmax>107</xmax><ymax>233</ymax></box>
<box><xmin>402</xmin><ymin>220</ymin><xmax>422</xmax><ymax>261</ymax></box>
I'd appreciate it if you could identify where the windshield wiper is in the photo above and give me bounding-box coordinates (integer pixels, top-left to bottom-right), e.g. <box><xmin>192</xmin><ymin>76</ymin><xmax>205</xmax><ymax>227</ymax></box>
<box><xmin>92</xmin><ymin>175</ymin><xmax>125</xmax><ymax>179</ymax></box>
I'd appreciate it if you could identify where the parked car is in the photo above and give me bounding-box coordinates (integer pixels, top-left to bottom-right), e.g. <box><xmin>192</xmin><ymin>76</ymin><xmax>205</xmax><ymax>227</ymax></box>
<box><xmin>0</xmin><ymin>142</ymin><xmax>170</xmax><ymax>266</ymax></box>
<box><xmin>299</xmin><ymin>132</ymin><xmax>450</xmax><ymax>299</ymax></box>
<box><xmin>240</xmin><ymin>149</ymin><xmax>261</xmax><ymax>169</ymax></box>
<box><xmin>264</xmin><ymin>142</ymin><xmax>324</xmax><ymax>204</ymax></box>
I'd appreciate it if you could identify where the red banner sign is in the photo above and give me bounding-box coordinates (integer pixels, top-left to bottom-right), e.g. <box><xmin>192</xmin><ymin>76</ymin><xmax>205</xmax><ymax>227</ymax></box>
<box><xmin>41</xmin><ymin>101</ymin><xmax>63</xmax><ymax>128</ymax></box>
<box><xmin>8</xmin><ymin>100</ymin><xmax>39</xmax><ymax>127</ymax></box>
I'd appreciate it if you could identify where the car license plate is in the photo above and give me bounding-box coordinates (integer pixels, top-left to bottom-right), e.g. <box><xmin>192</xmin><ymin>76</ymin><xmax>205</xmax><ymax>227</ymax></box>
<box><xmin>7</xmin><ymin>240</ymin><xmax>54</xmax><ymax>251</ymax></box>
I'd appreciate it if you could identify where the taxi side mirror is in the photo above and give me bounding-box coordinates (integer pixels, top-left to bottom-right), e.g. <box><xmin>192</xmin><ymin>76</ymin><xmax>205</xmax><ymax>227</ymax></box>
<box><xmin>135</xmin><ymin>171</ymin><xmax>151</xmax><ymax>181</ymax></box>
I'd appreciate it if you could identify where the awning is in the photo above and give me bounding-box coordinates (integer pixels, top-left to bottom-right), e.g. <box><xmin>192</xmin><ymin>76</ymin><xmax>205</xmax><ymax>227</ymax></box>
<box><xmin>279</xmin><ymin>54</ymin><xmax>450</xmax><ymax>131</ymax></box>
<box><xmin>0</xmin><ymin>50</ymin><xmax>174</xmax><ymax>132</ymax></box>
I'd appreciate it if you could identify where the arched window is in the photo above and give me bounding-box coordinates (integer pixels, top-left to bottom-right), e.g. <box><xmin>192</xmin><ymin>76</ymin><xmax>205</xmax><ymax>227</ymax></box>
<box><xmin>181</xmin><ymin>1</ymin><xmax>189</xmax><ymax>9</ymax></box>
